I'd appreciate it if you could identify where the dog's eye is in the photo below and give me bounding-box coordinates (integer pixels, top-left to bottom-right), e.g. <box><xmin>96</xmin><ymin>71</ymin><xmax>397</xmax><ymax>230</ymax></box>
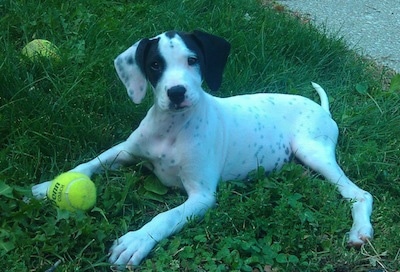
<box><xmin>188</xmin><ymin>57</ymin><xmax>198</xmax><ymax>66</ymax></box>
<box><xmin>151</xmin><ymin>61</ymin><xmax>161</xmax><ymax>71</ymax></box>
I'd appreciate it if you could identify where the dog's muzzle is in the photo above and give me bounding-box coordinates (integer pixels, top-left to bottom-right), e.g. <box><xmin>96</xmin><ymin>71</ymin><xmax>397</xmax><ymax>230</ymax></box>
<box><xmin>167</xmin><ymin>85</ymin><xmax>186</xmax><ymax>109</ymax></box>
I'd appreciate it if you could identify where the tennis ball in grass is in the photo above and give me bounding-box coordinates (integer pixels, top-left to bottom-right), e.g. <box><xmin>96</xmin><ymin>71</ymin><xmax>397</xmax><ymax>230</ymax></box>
<box><xmin>47</xmin><ymin>172</ymin><xmax>96</xmax><ymax>212</ymax></box>
<box><xmin>22</xmin><ymin>39</ymin><xmax>60</xmax><ymax>61</ymax></box>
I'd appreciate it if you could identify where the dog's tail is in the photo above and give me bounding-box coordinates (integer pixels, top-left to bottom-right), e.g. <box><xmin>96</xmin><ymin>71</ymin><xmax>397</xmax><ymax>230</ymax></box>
<box><xmin>311</xmin><ymin>82</ymin><xmax>331</xmax><ymax>116</ymax></box>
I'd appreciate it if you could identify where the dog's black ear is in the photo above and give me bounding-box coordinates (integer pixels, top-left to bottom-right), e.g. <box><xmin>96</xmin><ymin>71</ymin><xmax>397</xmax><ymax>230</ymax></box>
<box><xmin>191</xmin><ymin>30</ymin><xmax>231</xmax><ymax>91</ymax></box>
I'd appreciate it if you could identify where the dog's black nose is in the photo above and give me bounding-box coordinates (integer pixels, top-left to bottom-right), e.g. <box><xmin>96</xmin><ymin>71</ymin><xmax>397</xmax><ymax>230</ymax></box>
<box><xmin>167</xmin><ymin>85</ymin><xmax>186</xmax><ymax>105</ymax></box>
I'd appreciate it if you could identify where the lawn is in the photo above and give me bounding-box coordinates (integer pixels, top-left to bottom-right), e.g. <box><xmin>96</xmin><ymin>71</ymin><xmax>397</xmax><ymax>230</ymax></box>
<box><xmin>1</xmin><ymin>0</ymin><xmax>399</xmax><ymax>271</ymax></box>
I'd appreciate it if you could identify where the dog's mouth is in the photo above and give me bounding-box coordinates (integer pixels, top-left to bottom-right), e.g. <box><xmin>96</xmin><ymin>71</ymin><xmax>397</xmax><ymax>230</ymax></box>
<box><xmin>169</xmin><ymin>100</ymin><xmax>192</xmax><ymax>111</ymax></box>
<box><xmin>169</xmin><ymin>103</ymin><xmax>189</xmax><ymax>111</ymax></box>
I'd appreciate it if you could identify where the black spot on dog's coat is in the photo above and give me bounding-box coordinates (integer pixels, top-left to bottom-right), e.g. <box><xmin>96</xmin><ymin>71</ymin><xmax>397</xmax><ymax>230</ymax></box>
<box><xmin>127</xmin><ymin>56</ymin><xmax>134</xmax><ymax>65</ymax></box>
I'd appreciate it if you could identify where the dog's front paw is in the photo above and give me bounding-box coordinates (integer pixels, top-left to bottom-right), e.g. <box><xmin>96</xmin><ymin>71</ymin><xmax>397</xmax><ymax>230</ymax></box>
<box><xmin>348</xmin><ymin>223</ymin><xmax>374</xmax><ymax>247</ymax></box>
<box><xmin>32</xmin><ymin>181</ymin><xmax>52</xmax><ymax>200</ymax></box>
<box><xmin>109</xmin><ymin>230</ymin><xmax>158</xmax><ymax>267</ymax></box>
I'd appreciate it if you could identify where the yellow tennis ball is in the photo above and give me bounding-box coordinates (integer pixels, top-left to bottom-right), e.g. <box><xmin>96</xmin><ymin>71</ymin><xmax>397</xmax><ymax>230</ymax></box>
<box><xmin>47</xmin><ymin>172</ymin><xmax>96</xmax><ymax>212</ymax></box>
<box><xmin>22</xmin><ymin>39</ymin><xmax>60</xmax><ymax>61</ymax></box>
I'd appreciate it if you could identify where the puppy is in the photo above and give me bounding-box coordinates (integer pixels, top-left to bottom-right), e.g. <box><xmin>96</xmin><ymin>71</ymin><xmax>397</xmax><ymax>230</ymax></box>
<box><xmin>32</xmin><ymin>30</ymin><xmax>373</xmax><ymax>267</ymax></box>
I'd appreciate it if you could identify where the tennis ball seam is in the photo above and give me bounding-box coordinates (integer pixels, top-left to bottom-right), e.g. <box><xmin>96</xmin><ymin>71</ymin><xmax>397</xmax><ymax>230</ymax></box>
<box><xmin>64</xmin><ymin>177</ymin><xmax>90</xmax><ymax>209</ymax></box>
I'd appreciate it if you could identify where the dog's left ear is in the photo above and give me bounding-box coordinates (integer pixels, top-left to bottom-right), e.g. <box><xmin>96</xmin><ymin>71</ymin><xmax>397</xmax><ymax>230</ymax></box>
<box><xmin>191</xmin><ymin>30</ymin><xmax>231</xmax><ymax>91</ymax></box>
<box><xmin>114</xmin><ymin>40</ymin><xmax>148</xmax><ymax>104</ymax></box>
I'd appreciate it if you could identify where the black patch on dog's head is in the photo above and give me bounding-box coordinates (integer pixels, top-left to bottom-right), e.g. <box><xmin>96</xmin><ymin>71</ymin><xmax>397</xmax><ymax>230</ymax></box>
<box><xmin>165</xmin><ymin>31</ymin><xmax>177</xmax><ymax>39</ymax></box>
<box><xmin>178</xmin><ymin>30</ymin><xmax>231</xmax><ymax>91</ymax></box>
<box><xmin>135</xmin><ymin>37</ymin><xmax>166</xmax><ymax>88</ymax></box>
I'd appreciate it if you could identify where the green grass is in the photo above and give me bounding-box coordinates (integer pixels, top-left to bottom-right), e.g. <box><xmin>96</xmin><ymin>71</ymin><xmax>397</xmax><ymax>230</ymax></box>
<box><xmin>1</xmin><ymin>0</ymin><xmax>399</xmax><ymax>271</ymax></box>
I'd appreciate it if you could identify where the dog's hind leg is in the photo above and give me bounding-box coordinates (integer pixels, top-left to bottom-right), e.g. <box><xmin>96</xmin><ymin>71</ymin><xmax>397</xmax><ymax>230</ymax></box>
<box><xmin>291</xmin><ymin>136</ymin><xmax>373</xmax><ymax>246</ymax></box>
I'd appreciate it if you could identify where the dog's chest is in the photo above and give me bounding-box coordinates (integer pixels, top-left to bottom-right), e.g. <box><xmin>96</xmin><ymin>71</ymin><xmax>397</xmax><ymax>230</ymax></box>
<box><xmin>148</xmin><ymin>149</ymin><xmax>182</xmax><ymax>188</ymax></box>
<box><xmin>135</xmin><ymin>110</ymin><xmax>208</xmax><ymax>188</ymax></box>
<box><xmin>136</xmin><ymin>132</ymin><xmax>183</xmax><ymax>187</ymax></box>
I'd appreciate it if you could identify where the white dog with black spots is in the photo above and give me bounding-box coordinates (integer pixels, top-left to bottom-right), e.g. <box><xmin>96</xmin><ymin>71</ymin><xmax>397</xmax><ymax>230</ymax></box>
<box><xmin>33</xmin><ymin>30</ymin><xmax>373</xmax><ymax>267</ymax></box>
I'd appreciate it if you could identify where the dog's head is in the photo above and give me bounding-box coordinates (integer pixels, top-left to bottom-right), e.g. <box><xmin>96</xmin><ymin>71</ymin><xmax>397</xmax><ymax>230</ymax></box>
<box><xmin>114</xmin><ymin>30</ymin><xmax>231</xmax><ymax>110</ymax></box>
